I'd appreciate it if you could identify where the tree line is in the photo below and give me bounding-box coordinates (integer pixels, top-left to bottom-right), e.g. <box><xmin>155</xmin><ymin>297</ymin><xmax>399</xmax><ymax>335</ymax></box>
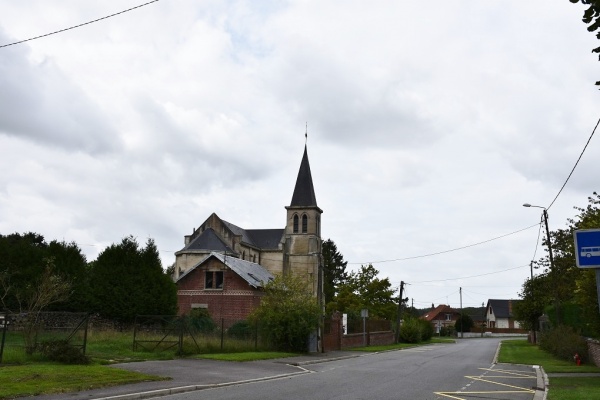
<box><xmin>0</xmin><ymin>233</ymin><xmax>177</xmax><ymax>322</ymax></box>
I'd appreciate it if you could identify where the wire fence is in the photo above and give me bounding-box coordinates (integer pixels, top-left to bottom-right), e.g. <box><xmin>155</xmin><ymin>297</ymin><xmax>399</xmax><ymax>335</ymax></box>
<box><xmin>0</xmin><ymin>311</ymin><xmax>88</xmax><ymax>364</ymax></box>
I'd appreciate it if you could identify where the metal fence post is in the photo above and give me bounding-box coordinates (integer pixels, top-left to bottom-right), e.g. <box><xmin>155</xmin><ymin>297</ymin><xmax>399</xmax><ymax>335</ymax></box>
<box><xmin>0</xmin><ymin>313</ymin><xmax>7</xmax><ymax>364</ymax></box>
<box><xmin>220</xmin><ymin>319</ymin><xmax>225</xmax><ymax>351</ymax></box>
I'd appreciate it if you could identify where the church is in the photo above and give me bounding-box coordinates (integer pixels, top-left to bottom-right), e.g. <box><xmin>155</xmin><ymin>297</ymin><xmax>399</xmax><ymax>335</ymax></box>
<box><xmin>174</xmin><ymin>145</ymin><xmax>324</xmax><ymax>323</ymax></box>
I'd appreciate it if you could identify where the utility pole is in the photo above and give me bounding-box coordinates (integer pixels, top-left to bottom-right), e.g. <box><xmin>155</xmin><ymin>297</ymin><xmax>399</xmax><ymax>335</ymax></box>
<box><xmin>460</xmin><ymin>287</ymin><xmax>463</xmax><ymax>339</ymax></box>
<box><xmin>395</xmin><ymin>281</ymin><xmax>405</xmax><ymax>343</ymax></box>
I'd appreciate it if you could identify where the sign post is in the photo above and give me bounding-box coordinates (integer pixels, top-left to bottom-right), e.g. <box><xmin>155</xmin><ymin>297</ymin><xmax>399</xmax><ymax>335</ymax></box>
<box><xmin>574</xmin><ymin>229</ymin><xmax>600</xmax><ymax>313</ymax></box>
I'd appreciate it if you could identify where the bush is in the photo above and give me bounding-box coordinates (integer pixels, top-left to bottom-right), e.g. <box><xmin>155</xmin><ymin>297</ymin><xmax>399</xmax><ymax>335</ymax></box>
<box><xmin>399</xmin><ymin>318</ymin><xmax>422</xmax><ymax>343</ymax></box>
<box><xmin>228</xmin><ymin>321</ymin><xmax>253</xmax><ymax>340</ymax></box>
<box><xmin>39</xmin><ymin>340</ymin><xmax>89</xmax><ymax>364</ymax></box>
<box><xmin>188</xmin><ymin>309</ymin><xmax>216</xmax><ymax>333</ymax></box>
<box><xmin>418</xmin><ymin>319</ymin><xmax>434</xmax><ymax>341</ymax></box>
<box><xmin>539</xmin><ymin>325</ymin><xmax>589</xmax><ymax>363</ymax></box>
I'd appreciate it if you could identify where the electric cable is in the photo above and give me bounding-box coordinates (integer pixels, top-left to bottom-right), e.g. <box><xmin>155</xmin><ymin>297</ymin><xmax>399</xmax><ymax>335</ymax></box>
<box><xmin>0</xmin><ymin>0</ymin><xmax>160</xmax><ymax>49</ymax></box>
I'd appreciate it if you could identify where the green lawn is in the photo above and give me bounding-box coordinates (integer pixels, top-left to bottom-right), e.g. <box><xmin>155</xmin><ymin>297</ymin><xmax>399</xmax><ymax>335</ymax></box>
<box><xmin>195</xmin><ymin>351</ymin><xmax>298</xmax><ymax>362</ymax></box>
<box><xmin>350</xmin><ymin>338</ymin><xmax>455</xmax><ymax>352</ymax></box>
<box><xmin>0</xmin><ymin>363</ymin><xmax>167</xmax><ymax>399</ymax></box>
<box><xmin>499</xmin><ymin>340</ymin><xmax>600</xmax><ymax>400</ymax></box>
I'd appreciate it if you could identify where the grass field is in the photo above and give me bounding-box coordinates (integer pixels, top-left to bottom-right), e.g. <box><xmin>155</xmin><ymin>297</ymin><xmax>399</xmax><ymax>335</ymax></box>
<box><xmin>499</xmin><ymin>340</ymin><xmax>600</xmax><ymax>400</ymax></box>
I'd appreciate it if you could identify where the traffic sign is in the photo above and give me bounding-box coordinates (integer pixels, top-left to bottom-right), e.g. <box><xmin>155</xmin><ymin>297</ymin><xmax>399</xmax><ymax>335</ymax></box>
<box><xmin>574</xmin><ymin>229</ymin><xmax>600</xmax><ymax>268</ymax></box>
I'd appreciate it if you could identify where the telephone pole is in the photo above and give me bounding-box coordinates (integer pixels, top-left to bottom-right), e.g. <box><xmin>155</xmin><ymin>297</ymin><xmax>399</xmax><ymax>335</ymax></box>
<box><xmin>460</xmin><ymin>287</ymin><xmax>463</xmax><ymax>339</ymax></box>
<box><xmin>395</xmin><ymin>281</ymin><xmax>405</xmax><ymax>343</ymax></box>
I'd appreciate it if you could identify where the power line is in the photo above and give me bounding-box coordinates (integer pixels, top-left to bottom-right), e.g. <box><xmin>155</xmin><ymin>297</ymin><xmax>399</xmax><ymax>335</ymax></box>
<box><xmin>410</xmin><ymin>264</ymin><xmax>528</xmax><ymax>284</ymax></box>
<box><xmin>348</xmin><ymin>223</ymin><xmax>539</xmax><ymax>265</ymax></box>
<box><xmin>546</xmin><ymin>115</ymin><xmax>600</xmax><ymax>210</ymax></box>
<box><xmin>0</xmin><ymin>0</ymin><xmax>160</xmax><ymax>49</ymax></box>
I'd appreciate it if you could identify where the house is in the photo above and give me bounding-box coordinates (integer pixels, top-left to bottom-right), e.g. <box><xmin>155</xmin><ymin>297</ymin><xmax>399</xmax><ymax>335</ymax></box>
<box><xmin>422</xmin><ymin>304</ymin><xmax>461</xmax><ymax>333</ymax></box>
<box><xmin>486</xmin><ymin>299</ymin><xmax>521</xmax><ymax>329</ymax></box>
<box><xmin>174</xmin><ymin>144</ymin><xmax>324</xmax><ymax>323</ymax></box>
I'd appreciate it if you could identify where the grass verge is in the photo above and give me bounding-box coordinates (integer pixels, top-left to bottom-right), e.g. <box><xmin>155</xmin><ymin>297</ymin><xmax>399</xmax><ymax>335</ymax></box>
<box><xmin>0</xmin><ymin>363</ymin><xmax>167</xmax><ymax>399</ymax></box>
<box><xmin>498</xmin><ymin>340</ymin><xmax>600</xmax><ymax>400</ymax></box>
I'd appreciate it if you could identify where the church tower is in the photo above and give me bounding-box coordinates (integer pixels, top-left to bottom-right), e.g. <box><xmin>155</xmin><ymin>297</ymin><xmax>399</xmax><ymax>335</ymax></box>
<box><xmin>283</xmin><ymin>145</ymin><xmax>323</xmax><ymax>297</ymax></box>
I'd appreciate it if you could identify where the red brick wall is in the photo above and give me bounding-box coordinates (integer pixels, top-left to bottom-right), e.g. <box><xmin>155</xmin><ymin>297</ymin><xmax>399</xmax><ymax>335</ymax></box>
<box><xmin>177</xmin><ymin>259</ymin><xmax>263</xmax><ymax>321</ymax></box>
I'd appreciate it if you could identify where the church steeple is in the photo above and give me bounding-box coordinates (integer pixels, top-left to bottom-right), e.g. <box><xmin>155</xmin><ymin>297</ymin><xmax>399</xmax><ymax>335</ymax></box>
<box><xmin>290</xmin><ymin>145</ymin><xmax>319</xmax><ymax>208</ymax></box>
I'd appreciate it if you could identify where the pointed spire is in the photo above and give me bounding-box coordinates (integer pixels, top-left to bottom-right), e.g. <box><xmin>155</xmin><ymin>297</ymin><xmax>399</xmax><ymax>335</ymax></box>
<box><xmin>290</xmin><ymin>145</ymin><xmax>318</xmax><ymax>207</ymax></box>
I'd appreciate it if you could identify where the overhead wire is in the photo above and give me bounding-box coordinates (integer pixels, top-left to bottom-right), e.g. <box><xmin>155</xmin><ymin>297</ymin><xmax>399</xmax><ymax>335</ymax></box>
<box><xmin>546</xmin><ymin>115</ymin><xmax>600</xmax><ymax>211</ymax></box>
<box><xmin>0</xmin><ymin>0</ymin><xmax>160</xmax><ymax>49</ymax></box>
<box><xmin>348</xmin><ymin>223</ymin><xmax>539</xmax><ymax>265</ymax></box>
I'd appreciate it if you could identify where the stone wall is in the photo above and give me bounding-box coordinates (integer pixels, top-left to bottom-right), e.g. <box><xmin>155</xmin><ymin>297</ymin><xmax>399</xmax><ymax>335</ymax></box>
<box><xmin>588</xmin><ymin>339</ymin><xmax>600</xmax><ymax>367</ymax></box>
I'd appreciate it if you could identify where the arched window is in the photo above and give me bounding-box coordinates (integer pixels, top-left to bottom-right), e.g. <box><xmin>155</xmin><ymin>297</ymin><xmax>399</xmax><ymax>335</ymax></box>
<box><xmin>293</xmin><ymin>214</ymin><xmax>299</xmax><ymax>233</ymax></box>
<box><xmin>242</xmin><ymin>251</ymin><xmax>246</xmax><ymax>260</ymax></box>
<box><xmin>302</xmin><ymin>214</ymin><xmax>308</xmax><ymax>233</ymax></box>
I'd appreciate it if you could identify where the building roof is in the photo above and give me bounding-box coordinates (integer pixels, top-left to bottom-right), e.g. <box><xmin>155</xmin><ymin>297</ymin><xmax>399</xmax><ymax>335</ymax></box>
<box><xmin>290</xmin><ymin>145</ymin><xmax>318</xmax><ymax>208</ymax></box>
<box><xmin>487</xmin><ymin>299</ymin><xmax>519</xmax><ymax>319</ymax></box>
<box><xmin>176</xmin><ymin>251</ymin><xmax>274</xmax><ymax>288</ymax></box>
<box><xmin>422</xmin><ymin>304</ymin><xmax>459</xmax><ymax>321</ymax></box>
<box><xmin>179</xmin><ymin>228</ymin><xmax>234</xmax><ymax>253</ymax></box>
<box><xmin>246</xmin><ymin>229</ymin><xmax>284</xmax><ymax>250</ymax></box>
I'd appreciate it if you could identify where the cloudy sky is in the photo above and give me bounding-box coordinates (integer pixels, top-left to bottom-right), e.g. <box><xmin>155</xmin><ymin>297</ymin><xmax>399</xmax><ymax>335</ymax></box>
<box><xmin>1</xmin><ymin>1</ymin><xmax>599</xmax><ymax>310</ymax></box>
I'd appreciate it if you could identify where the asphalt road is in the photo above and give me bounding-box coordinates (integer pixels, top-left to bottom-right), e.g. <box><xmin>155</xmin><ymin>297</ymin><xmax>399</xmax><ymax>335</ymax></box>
<box><xmin>158</xmin><ymin>338</ymin><xmax>538</xmax><ymax>400</ymax></box>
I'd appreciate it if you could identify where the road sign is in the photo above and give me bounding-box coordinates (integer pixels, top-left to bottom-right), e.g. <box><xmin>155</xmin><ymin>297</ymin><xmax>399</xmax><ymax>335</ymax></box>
<box><xmin>574</xmin><ymin>229</ymin><xmax>600</xmax><ymax>268</ymax></box>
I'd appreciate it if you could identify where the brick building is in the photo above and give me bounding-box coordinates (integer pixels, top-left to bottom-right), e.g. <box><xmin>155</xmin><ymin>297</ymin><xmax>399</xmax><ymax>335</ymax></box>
<box><xmin>174</xmin><ymin>144</ymin><xmax>323</xmax><ymax>322</ymax></box>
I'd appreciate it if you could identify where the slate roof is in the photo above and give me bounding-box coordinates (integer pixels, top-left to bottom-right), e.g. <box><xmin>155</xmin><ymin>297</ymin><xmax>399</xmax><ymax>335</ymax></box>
<box><xmin>290</xmin><ymin>145</ymin><xmax>318</xmax><ymax>207</ymax></box>
<box><xmin>176</xmin><ymin>252</ymin><xmax>274</xmax><ymax>288</ymax></box>
<box><xmin>487</xmin><ymin>299</ymin><xmax>518</xmax><ymax>319</ymax></box>
<box><xmin>179</xmin><ymin>228</ymin><xmax>234</xmax><ymax>253</ymax></box>
<box><xmin>246</xmin><ymin>229</ymin><xmax>284</xmax><ymax>250</ymax></box>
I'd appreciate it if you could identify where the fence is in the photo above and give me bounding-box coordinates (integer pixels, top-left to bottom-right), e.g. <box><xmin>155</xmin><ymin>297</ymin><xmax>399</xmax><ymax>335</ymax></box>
<box><xmin>133</xmin><ymin>315</ymin><xmax>269</xmax><ymax>354</ymax></box>
<box><xmin>0</xmin><ymin>311</ymin><xmax>88</xmax><ymax>364</ymax></box>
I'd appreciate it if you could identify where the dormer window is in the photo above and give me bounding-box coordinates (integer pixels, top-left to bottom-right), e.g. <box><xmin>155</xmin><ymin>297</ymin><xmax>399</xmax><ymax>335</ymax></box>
<box><xmin>302</xmin><ymin>214</ymin><xmax>308</xmax><ymax>233</ymax></box>
<box><xmin>293</xmin><ymin>214</ymin><xmax>299</xmax><ymax>233</ymax></box>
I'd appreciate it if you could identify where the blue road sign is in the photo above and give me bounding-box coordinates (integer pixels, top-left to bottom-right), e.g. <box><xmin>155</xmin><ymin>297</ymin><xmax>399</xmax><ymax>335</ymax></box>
<box><xmin>574</xmin><ymin>229</ymin><xmax>600</xmax><ymax>268</ymax></box>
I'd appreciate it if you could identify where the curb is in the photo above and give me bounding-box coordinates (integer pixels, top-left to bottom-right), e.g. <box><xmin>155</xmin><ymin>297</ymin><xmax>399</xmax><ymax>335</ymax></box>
<box><xmin>95</xmin><ymin>370</ymin><xmax>311</xmax><ymax>400</ymax></box>
<box><xmin>532</xmin><ymin>365</ymin><xmax>548</xmax><ymax>400</ymax></box>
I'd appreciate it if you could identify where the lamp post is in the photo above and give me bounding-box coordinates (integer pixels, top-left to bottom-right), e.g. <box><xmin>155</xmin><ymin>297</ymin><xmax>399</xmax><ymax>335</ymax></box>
<box><xmin>523</xmin><ymin>203</ymin><xmax>559</xmax><ymax>325</ymax></box>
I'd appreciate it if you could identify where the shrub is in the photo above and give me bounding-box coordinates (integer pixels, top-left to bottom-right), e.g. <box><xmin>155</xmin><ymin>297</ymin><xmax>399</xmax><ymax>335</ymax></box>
<box><xmin>228</xmin><ymin>321</ymin><xmax>253</xmax><ymax>340</ymax></box>
<box><xmin>399</xmin><ymin>318</ymin><xmax>422</xmax><ymax>343</ymax></box>
<box><xmin>188</xmin><ymin>309</ymin><xmax>216</xmax><ymax>333</ymax></box>
<box><xmin>418</xmin><ymin>319</ymin><xmax>434</xmax><ymax>341</ymax></box>
<box><xmin>539</xmin><ymin>325</ymin><xmax>589</xmax><ymax>363</ymax></box>
<box><xmin>39</xmin><ymin>340</ymin><xmax>89</xmax><ymax>364</ymax></box>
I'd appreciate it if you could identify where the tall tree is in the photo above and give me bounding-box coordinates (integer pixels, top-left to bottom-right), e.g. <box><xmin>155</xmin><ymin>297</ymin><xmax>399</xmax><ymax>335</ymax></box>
<box><xmin>569</xmin><ymin>0</ymin><xmax>600</xmax><ymax>85</ymax></box>
<box><xmin>327</xmin><ymin>264</ymin><xmax>396</xmax><ymax>320</ymax></box>
<box><xmin>0</xmin><ymin>233</ymin><xmax>87</xmax><ymax>312</ymax></box>
<box><xmin>322</xmin><ymin>239</ymin><xmax>348</xmax><ymax>305</ymax></box>
<box><xmin>89</xmin><ymin>236</ymin><xmax>177</xmax><ymax>322</ymax></box>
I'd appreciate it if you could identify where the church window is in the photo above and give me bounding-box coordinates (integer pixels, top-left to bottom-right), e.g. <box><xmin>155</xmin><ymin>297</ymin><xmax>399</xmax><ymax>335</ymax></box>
<box><xmin>242</xmin><ymin>251</ymin><xmax>246</xmax><ymax>260</ymax></box>
<box><xmin>302</xmin><ymin>214</ymin><xmax>308</xmax><ymax>233</ymax></box>
<box><xmin>293</xmin><ymin>214</ymin><xmax>299</xmax><ymax>233</ymax></box>
<box><xmin>205</xmin><ymin>271</ymin><xmax>224</xmax><ymax>289</ymax></box>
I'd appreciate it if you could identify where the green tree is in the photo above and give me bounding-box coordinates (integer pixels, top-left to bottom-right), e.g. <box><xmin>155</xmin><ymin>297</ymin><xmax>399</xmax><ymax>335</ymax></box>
<box><xmin>514</xmin><ymin>275</ymin><xmax>551</xmax><ymax>332</ymax></box>
<box><xmin>569</xmin><ymin>0</ymin><xmax>600</xmax><ymax>85</ymax></box>
<box><xmin>249</xmin><ymin>273</ymin><xmax>320</xmax><ymax>352</ymax></box>
<box><xmin>322</xmin><ymin>239</ymin><xmax>348</xmax><ymax>305</ymax></box>
<box><xmin>0</xmin><ymin>233</ymin><xmax>87</xmax><ymax>312</ymax></box>
<box><xmin>327</xmin><ymin>264</ymin><xmax>396</xmax><ymax>320</ymax></box>
<box><xmin>89</xmin><ymin>236</ymin><xmax>177</xmax><ymax>322</ymax></box>
<box><xmin>454</xmin><ymin>314</ymin><xmax>474</xmax><ymax>333</ymax></box>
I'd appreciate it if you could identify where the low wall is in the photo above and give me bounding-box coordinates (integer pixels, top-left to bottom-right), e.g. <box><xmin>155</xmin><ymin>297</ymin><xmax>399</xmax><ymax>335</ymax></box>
<box><xmin>341</xmin><ymin>331</ymin><xmax>395</xmax><ymax>348</ymax></box>
<box><xmin>460</xmin><ymin>332</ymin><xmax>527</xmax><ymax>338</ymax></box>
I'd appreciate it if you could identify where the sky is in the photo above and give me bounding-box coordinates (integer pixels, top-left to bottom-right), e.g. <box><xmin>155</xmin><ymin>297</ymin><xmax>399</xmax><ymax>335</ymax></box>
<box><xmin>1</xmin><ymin>1</ymin><xmax>599</xmax><ymax>311</ymax></box>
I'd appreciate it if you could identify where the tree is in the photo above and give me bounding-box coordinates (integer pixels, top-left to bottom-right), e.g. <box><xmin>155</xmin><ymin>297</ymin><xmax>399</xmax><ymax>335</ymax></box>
<box><xmin>515</xmin><ymin>192</ymin><xmax>600</xmax><ymax>336</ymax></box>
<box><xmin>454</xmin><ymin>314</ymin><xmax>474</xmax><ymax>333</ymax></box>
<box><xmin>327</xmin><ymin>264</ymin><xmax>396</xmax><ymax>320</ymax></box>
<box><xmin>0</xmin><ymin>233</ymin><xmax>87</xmax><ymax>312</ymax></box>
<box><xmin>569</xmin><ymin>0</ymin><xmax>600</xmax><ymax>85</ymax></box>
<box><xmin>89</xmin><ymin>236</ymin><xmax>177</xmax><ymax>322</ymax></box>
<box><xmin>249</xmin><ymin>273</ymin><xmax>320</xmax><ymax>352</ymax></box>
<box><xmin>322</xmin><ymin>239</ymin><xmax>348</xmax><ymax>305</ymax></box>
